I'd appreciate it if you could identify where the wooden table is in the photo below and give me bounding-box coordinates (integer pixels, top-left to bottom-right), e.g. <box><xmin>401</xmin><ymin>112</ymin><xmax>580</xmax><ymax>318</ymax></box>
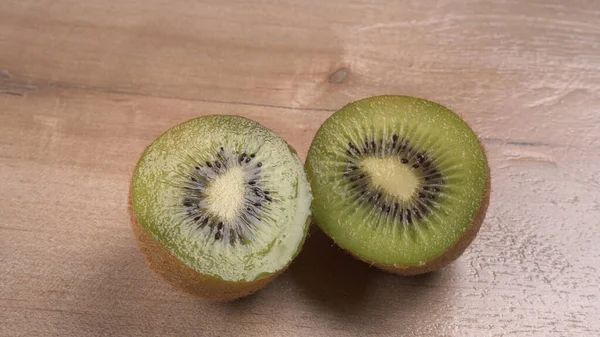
<box><xmin>1</xmin><ymin>1</ymin><xmax>599</xmax><ymax>336</ymax></box>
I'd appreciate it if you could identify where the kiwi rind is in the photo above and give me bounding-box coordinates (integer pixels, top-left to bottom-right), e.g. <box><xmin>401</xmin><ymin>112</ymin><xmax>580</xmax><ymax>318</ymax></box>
<box><xmin>306</xmin><ymin>95</ymin><xmax>490</xmax><ymax>275</ymax></box>
<box><xmin>130</xmin><ymin>115</ymin><xmax>311</xmax><ymax>300</ymax></box>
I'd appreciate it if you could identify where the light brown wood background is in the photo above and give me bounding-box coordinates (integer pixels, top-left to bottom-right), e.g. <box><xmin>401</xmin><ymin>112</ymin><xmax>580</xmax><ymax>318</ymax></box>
<box><xmin>1</xmin><ymin>0</ymin><xmax>599</xmax><ymax>336</ymax></box>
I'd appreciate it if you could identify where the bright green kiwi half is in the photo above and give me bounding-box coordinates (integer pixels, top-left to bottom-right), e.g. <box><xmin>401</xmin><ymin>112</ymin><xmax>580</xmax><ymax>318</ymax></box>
<box><xmin>306</xmin><ymin>96</ymin><xmax>489</xmax><ymax>275</ymax></box>
<box><xmin>131</xmin><ymin>115</ymin><xmax>312</xmax><ymax>300</ymax></box>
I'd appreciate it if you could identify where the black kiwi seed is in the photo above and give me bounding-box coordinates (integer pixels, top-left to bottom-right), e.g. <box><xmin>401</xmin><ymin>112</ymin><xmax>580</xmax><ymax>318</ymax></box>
<box><xmin>215</xmin><ymin>161</ymin><xmax>221</xmax><ymax>168</ymax></box>
<box><xmin>257</xmin><ymin>162</ymin><xmax>263</xmax><ymax>167</ymax></box>
<box><xmin>401</xmin><ymin>158</ymin><xmax>408</xmax><ymax>164</ymax></box>
<box><xmin>206</xmin><ymin>161</ymin><xmax>212</xmax><ymax>168</ymax></box>
<box><xmin>245</xmin><ymin>157</ymin><xmax>251</xmax><ymax>163</ymax></box>
<box><xmin>392</xmin><ymin>203</ymin><xmax>399</xmax><ymax>217</ymax></box>
<box><xmin>406</xmin><ymin>210</ymin><xmax>413</xmax><ymax>224</ymax></box>
<box><xmin>214</xmin><ymin>232</ymin><xmax>222</xmax><ymax>240</ymax></box>
<box><xmin>250</xmin><ymin>154</ymin><xmax>255</xmax><ymax>158</ymax></box>
<box><xmin>412</xmin><ymin>164</ymin><xmax>419</xmax><ymax>169</ymax></box>
<box><xmin>412</xmin><ymin>207</ymin><xmax>420</xmax><ymax>216</ymax></box>
<box><xmin>392</xmin><ymin>134</ymin><xmax>399</xmax><ymax>142</ymax></box>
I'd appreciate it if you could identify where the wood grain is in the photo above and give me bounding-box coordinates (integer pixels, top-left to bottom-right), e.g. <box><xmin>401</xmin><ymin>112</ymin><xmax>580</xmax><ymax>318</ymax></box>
<box><xmin>1</xmin><ymin>0</ymin><xmax>599</xmax><ymax>336</ymax></box>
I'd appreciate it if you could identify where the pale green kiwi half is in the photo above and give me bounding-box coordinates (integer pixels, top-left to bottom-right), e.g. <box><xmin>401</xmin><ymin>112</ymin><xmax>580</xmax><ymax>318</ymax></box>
<box><xmin>132</xmin><ymin>115</ymin><xmax>312</xmax><ymax>283</ymax></box>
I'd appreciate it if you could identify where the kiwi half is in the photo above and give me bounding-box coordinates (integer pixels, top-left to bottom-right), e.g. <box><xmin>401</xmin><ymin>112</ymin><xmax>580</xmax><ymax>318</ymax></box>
<box><xmin>305</xmin><ymin>96</ymin><xmax>490</xmax><ymax>275</ymax></box>
<box><xmin>130</xmin><ymin>115</ymin><xmax>312</xmax><ymax>301</ymax></box>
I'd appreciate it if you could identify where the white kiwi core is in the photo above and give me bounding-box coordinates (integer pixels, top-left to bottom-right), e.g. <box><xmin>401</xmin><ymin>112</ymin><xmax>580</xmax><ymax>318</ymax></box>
<box><xmin>361</xmin><ymin>157</ymin><xmax>419</xmax><ymax>201</ymax></box>
<box><xmin>205</xmin><ymin>166</ymin><xmax>246</xmax><ymax>221</ymax></box>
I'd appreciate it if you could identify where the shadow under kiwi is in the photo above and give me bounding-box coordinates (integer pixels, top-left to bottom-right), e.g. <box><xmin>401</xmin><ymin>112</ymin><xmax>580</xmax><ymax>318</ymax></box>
<box><xmin>288</xmin><ymin>225</ymin><xmax>457</xmax><ymax>333</ymax></box>
<box><xmin>287</xmin><ymin>225</ymin><xmax>376</xmax><ymax>315</ymax></box>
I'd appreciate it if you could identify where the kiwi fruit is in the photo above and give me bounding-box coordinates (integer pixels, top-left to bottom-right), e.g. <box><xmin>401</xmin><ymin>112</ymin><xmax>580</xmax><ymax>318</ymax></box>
<box><xmin>305</xmin><ymin>95</ymin><xmax>490</xmax><ymax>275</ymax></box>
<box><xmin>130</xmin><ymin>115</ymin><xmax>312</xmax><ymax>301</ymax></box>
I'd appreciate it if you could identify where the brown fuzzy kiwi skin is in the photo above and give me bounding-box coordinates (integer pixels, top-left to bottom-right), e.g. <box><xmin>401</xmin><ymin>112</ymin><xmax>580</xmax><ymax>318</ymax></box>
<box><xmin>128</xmin><ymin>116</ymin><xmax>310</xmax><ymax>301</ymax></box>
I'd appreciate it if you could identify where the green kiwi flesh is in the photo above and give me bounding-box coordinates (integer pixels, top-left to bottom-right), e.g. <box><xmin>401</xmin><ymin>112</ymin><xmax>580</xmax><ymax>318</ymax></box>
<box><xmin>305</xmin><ymin>96</ymin><xmax>489</xmax><ymax>274</ymax></box>
<box><xmin>131</xmin><ymin>115</ymin><xmax>312</xmax><ymax>299</ymax></box>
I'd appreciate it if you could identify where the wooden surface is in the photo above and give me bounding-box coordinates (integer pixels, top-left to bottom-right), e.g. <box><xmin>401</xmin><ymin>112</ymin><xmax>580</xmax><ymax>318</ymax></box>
<box><xmin>1</xmin><ymin>0</ymin><xmax>599</xmax><ymax>336</ymax></box>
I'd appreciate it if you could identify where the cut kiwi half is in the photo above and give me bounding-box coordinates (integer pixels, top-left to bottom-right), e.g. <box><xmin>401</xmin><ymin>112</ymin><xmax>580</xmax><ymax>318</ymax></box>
<box><xmin>130</xmin><ymin>115</ymin><xmax>312</xmax><ymax>301</ymax></box>
<box><xmin>305</xmin><ymin>96</ymin><xmax>490</xmax><ymax>275</ymax></box>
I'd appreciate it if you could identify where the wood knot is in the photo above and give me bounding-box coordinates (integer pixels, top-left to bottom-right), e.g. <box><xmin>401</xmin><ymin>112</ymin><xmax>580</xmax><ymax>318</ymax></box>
<box><xmin>328</xmin><ymin>67</ymin><xmax>350</xmax><ymax>84</ymax></box>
